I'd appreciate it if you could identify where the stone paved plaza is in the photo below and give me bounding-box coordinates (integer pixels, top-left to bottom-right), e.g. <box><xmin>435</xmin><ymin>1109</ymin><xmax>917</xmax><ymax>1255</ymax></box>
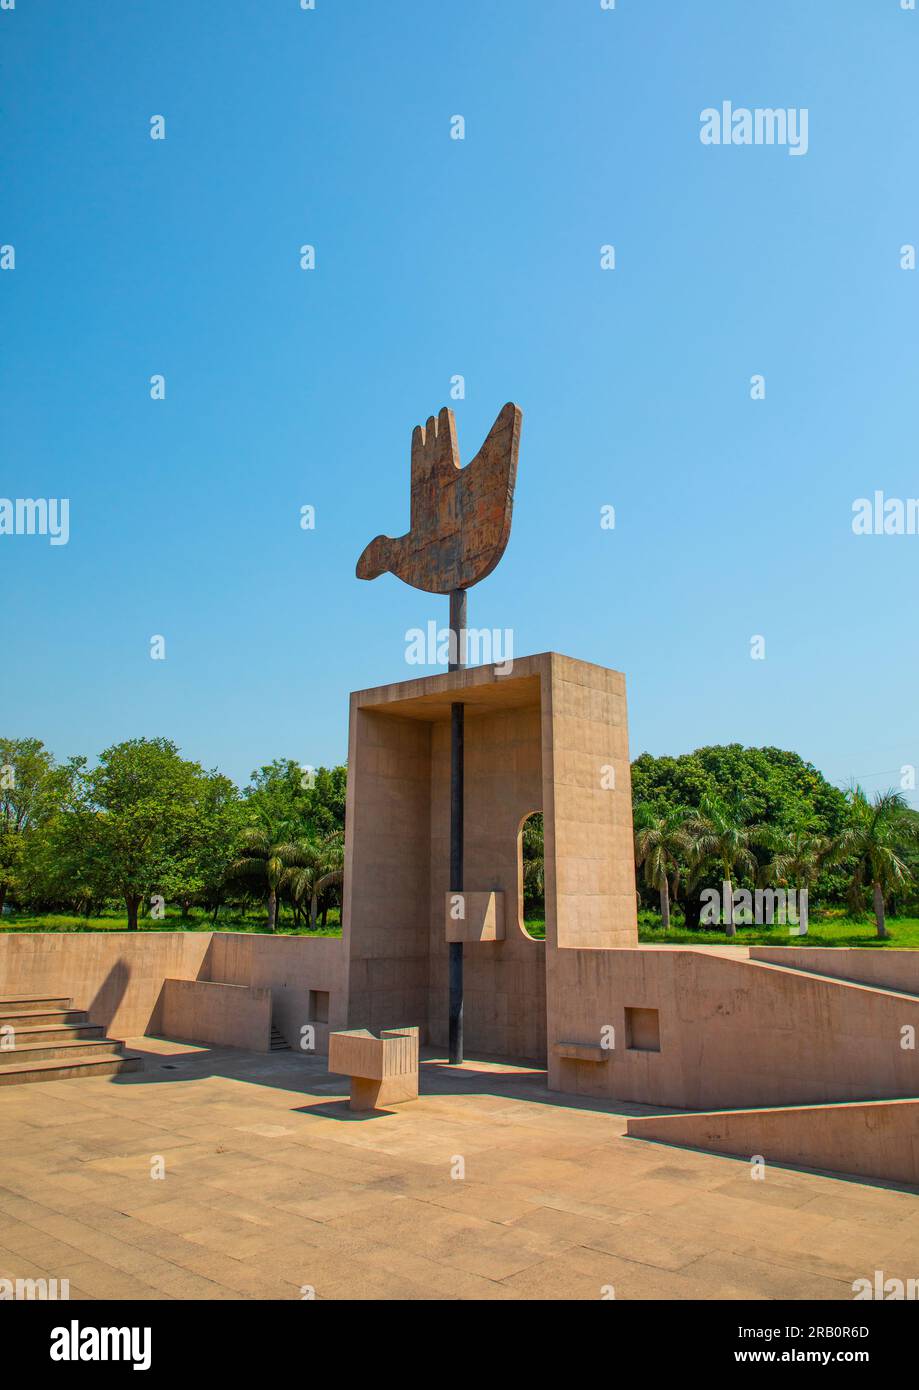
<box><xmin>1</xmin><ymin>1039</ymin><xmax>917</xmax><ymax>1301</ymax></box>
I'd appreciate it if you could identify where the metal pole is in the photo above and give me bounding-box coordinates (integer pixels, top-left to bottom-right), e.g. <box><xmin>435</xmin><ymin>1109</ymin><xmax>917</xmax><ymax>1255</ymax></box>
<box><xmin>448</xmin><ymin>588</ymin><xmax>466</xmax><ymax>1064</ymax></box>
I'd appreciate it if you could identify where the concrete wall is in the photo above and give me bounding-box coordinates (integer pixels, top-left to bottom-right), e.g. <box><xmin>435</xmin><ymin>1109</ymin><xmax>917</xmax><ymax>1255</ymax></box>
<box><xmin>547</xmin><ymin>947</ymin><xmax>919</xmax><ymax>1109</ymax></box>
<box><xmin>0</xmin><ymin>931</ymin><xmax>209</xmax><ymax>1038</ymax></box>
<box><xmin>199</xmin><ymin>932</ymin><xmax>345</xmax><ymax>1054</ymax></box>
<box><xmin>750</xmin><ymin>946</ymin><xmax>919</xmax><ymax>996</ymax></box>
<box><xmin>159</xmin><ymin>978</ymin><xmax>272</xmax><ymax>1052</ymax></box>
<box><xmin>342</xmin><ymin>706</ymin><xmax>433</xmax><ymax>1037</ymax></box>
<box><xmin>543</xmin><ymin>654</ymin><xmax>637</xmax><ymax>952</ymax></box>
<box><xmin>627</xmin><ymin>1098</ymin><xmax>919</xmax><ymax>1188</ymax></box>
<box><xmin>0</xmin><ymin>931</ymin><xmax>346</xmax><ymax>1052</ymax></box>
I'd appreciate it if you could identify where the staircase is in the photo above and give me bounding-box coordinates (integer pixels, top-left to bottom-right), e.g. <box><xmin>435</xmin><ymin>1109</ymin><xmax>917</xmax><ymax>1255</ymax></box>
<box><xmin>269</xmin><ymin>1022</ymin><xmax>291</xmax><ymax>1052</ymax></box>
<box><xmin>0</xmin><ymin>995</ymin><xmax>143</xmax><ymax>1085</ymax></box>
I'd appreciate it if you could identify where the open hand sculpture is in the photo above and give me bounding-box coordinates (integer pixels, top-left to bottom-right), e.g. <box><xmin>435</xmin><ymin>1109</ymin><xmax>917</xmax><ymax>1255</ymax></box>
<box><xmin>356</xmin><ymin>402</ymin><xmax>522</xmax><ymax>594</ymax></box>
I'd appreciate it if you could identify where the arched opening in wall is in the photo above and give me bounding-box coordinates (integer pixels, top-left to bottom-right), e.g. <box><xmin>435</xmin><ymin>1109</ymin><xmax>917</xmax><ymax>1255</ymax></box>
<box><xmin>518</xmin><ymin>812</ymin><xmax>545</xmax><ymax>941</ymax></box>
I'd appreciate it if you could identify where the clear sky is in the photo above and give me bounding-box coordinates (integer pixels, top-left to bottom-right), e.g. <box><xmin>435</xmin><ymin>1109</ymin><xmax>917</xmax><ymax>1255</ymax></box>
<box><xmin>2</xmin><ymin>0</ymin><xmax>918</xmax><ymax>802</ymax></box>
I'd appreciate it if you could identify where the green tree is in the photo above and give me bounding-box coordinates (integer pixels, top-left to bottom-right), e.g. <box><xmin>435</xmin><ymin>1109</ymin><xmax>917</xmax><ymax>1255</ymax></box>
<box><xmin>631</xmin><ymin>745</ymin><xmax>847</xmax><ymax>836</ymax></box>
<box><xmin>20</xmin><ymin>757</ymin><xmax>105</xmax><ymax>914</ymax></box>
<box><xmin>301</xmin><ymin>765</ymin><xmax>347</xmax><ymax>838</ymax></box>
<box><xmin>167</xmin><ymin>771</ymin><xmax>243</xmax><ymax>920</ymax></box>
<box><xmin>631</xmin><ymin>745</ymin><xmax>851</xmax><ymax>925</ymax></box>
<box><xmin>244</xmin><ymin>760</ymin><xmax>347</xmax><ymax>841</ymax></box>
<box><xmin>0</xmin><ymin>738</ymin><xmax>64</xmax><ymax>914</ymax></box>
<box><xmin>228</xmin><ymin>813</ymin><xmax>313</xmax><ymax>931</ymax></box>
<box><xmin>633</xmin><ymin>804</ymin><xmax>690</xmax><ymax>929</ymax></box>
<box><xmin>684</xmin><ymin>792</ymin><xmax>762</xmax><ymax>937</ymax></box>
<box><xmin>832</xmin><ymin>787</ymin><xmax>919</xmax><ymax>939</ymax></box>
<box><xmin>83</xmin><ymin>738</ymin><xmax>208</xmax><ymax>930</ymax></box>
<box><xmin>283</xmin><ymin>830</ymin><xmax>345</xmax><ymax>929</ymax></box>
<box><xmin>757</xmin><ymin>822</ymin><xmax>832</xmax><ymax>935</ymax></box>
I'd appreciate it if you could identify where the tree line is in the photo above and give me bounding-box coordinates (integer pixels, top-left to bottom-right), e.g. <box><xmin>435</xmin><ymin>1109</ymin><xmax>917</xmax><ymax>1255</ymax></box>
<box><xmin>2</xmin><ymin>736</ymin><xmax>918</xmax><ymax>938</ymax></box>
<box><xmin>0</xmin><ymin>737</ymin><xmax>346</xmax><ymax>930</ymax></box>
<box><xmin>631</xmin><ymin>744</ymin><xmax>919</xmax><ymax>938</ymax></box>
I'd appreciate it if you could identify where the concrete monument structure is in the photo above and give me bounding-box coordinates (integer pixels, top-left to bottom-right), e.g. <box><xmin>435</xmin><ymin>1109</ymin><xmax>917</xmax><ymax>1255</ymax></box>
<box><xmin>340</xmin><ymin>652</ymin><xmax>634</xmax><ymax>1061</ymax></box>
<box><xmin>335</xmin><ymin>646</ymin><xmax>919</xmax><ymax>1176</ymax></box>
<box><xmin>340</xmin><ymin>398</ymin><xmax>919</xmax><ymax>1176</ymax></box>
<box><xmin>356</xmin><ymin>401</ymin><xmax>524</xmax><ymax>1064</ymax></box>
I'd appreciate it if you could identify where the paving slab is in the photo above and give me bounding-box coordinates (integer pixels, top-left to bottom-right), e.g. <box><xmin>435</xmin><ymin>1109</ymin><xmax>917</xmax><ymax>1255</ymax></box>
<box><xmin>0</xmin><ymin>1036</ymin><xmax>916</xmax><ymax>1301</ymax></box>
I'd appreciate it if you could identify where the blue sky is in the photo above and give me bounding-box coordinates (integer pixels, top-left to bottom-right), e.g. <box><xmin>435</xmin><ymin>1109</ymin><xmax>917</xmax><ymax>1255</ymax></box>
<box><xmin>2</xmin><ymin>0</ymin><xmax>918</xmax><ymax>802</ymax></box>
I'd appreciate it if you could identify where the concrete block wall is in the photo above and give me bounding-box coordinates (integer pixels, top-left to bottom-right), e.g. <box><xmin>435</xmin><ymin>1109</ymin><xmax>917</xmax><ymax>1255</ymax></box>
<box><xmin>0</xmin><ymin>931</ymin><xmax>346</xmax><ymax>1052</ymax></box>
<box><xmin>0</xmin><ymin>931</ymin><xmax>210</xmax><ymax>1039</ymax></box>
<box><xmin>750</xmin><ymin>946</ymin><xmax>919</xmax><ymax>995</ymax></box>
<box><xmin>341</xmin><ymin>705</ymin><xmax>433</xmax><ymax>1037</ymax></box>
<box><xmin>542</xmin><ymin>654</ymin><xmax>637</xmax><ymax>952</ymax></box>
<box><xmin>627</xmin><ymin>1098</ymin><xmax>919</xmax><ymax>1187</ymax></box>
<box><xmin>159</xmin><ymin>978</ymin><xmax>272</xmax><ymax>1052</ymax></box>
<box><xmin>199</xmin><ymin>932</ymin><xmax>346</xmax><ymax>1053</ymax></box>
<box><xmin>548</xmin><ymin>946</ymin><xmax>919</xmax><ymax>1110</ymax></box>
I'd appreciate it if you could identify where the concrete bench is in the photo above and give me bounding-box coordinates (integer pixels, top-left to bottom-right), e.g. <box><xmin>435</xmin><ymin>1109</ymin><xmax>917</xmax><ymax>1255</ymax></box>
<box><xmin>553</xmin><ymin>1040</ymin><xmax>610</xmax><ymax>1063</ymax></box>
<box><xmin>328</xmin><ymin>1026</ymin><xmax>420</xmax><ymax>1111</ymax></box>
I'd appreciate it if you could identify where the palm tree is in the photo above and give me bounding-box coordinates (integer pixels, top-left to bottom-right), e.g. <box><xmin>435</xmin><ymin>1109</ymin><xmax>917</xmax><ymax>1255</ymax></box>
<box><xmin>757</xmin><ymin>822</ymin><xmax>832</xmax><ymax>934</ymax></box>
<box><xmin>684</xmin><ymin>792</ymin><xmax>761</xmax><ymax>937</ymax></box>
<box><xmin>633</xmin><ymin>804</ymin><xmax>690</xmax><ymax>929</ymax></box>
<box><xmin>284</xmin><ymin>831</ymin><xmax>345</xmax><ymax>930</ymax></box>
<box><xmin>228</xmin><ymin>819</ymin><xmax>311</xmax><ymax>931</ymax></box>
<box><xmin>832</xmin><ymin>787</ymin><xmax>919</xmax><ymax>939</ymax></box>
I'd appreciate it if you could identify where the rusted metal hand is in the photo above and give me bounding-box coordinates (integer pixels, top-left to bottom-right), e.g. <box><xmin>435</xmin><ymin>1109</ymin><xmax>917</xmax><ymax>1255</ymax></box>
<box><xmin>356</xmin><ymin>402</ymin><xmax>522</xmax><ymax>594</ymax></box>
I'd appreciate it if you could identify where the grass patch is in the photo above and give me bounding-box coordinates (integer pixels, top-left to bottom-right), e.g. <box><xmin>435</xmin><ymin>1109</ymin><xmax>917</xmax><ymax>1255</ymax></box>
<box><xmin>638</xmin><ymin>912</ymin><xmax>919</xmax><ymax>948</ymax></box>
<box><xmin>0</xmin><ymin>907</ymin><xmax>342</xmax><ymax>937</ymax></box>
<box><xmin>9</xmin><ymin>907</ymin><xmax>919</xmax><ymax>948</ymax></box>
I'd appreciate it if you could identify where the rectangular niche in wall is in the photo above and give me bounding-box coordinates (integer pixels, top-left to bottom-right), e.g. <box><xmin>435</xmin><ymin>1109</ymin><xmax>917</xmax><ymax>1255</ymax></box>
<box><xmin>625</xmin><ymin>1006</ymin><xmax>660</xmax><ymax>1052</ymax></box>
<box><xmin>309</xmin><ymin>990</ymin><xmax>330</xmax><ymax>1024</ymax></box>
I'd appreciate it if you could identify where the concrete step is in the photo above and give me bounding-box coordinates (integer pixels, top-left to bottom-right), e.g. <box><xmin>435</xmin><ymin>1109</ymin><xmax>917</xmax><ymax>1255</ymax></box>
<box><xmin>0</xmin><ymin>1008</ymin><xmax>90</xmax><ymax>1028</ymax></box>
<box><xmin>0</xmin><ymin>994</ymin><xmax>73</xmax><ymax>1013</ymax></box>
<box><xmin>0</xmin><ymin>1038</ymin><xmax>120</xmax><ymax>1066</ymax></box>
<box><xmin>0</xmin><ymin>1022</ymin><xmax>105</xmax><ymax>1045</ymax></box>
<box><xmin>0</xmin><ymin>1053</ymin><xmax>144</xmax><ymax>1086</ymax></box>
<box><xmin>269</xmin><ymin>1024</ymin><xmax>291</xmax><ymax>1051</ymax></box>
